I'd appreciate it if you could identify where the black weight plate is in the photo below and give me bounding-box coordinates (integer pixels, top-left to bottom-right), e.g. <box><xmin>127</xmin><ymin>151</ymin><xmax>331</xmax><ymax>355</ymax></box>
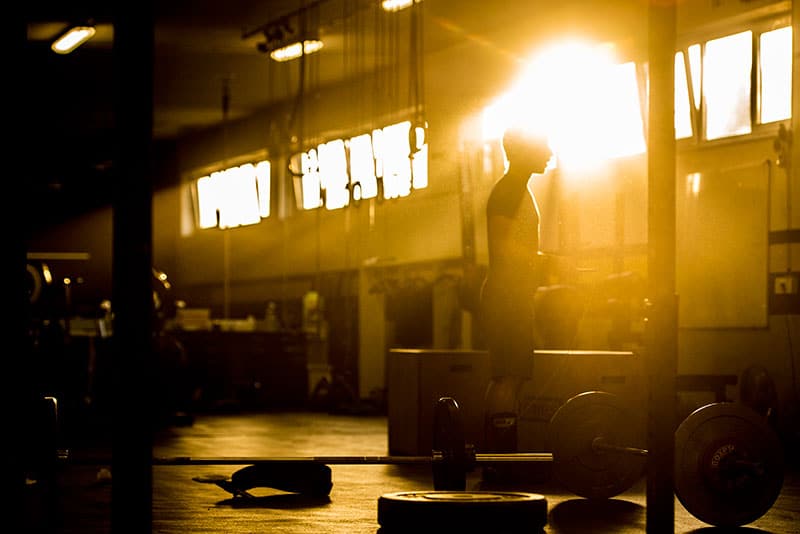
<box><xmin>549</xmin><ymin>391</ymin><xmax>646</xmax><ymax>499</ymax></box>
<box><xmin>378</xmin><ymin>491</ymin><xmax>547</xmax><ymax>532</ymax></box>
<box><xmin>432</xmin><ymin>396</ymin><xmax>467</xmax><ymax>490</ymax></box>
<box><xmin>674</xmin><ymin>402</ymin><xmax>784</xmax><ymax>527</ymax></box>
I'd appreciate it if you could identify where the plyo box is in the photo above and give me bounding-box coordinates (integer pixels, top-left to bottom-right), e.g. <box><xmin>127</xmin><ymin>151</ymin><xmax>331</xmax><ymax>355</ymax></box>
<box><xmin>387</xmin><ymin>348</ymin><xmax>644</xmax><ymax>455</ymax></box>
<box><xmin>387</xmin><ymin>349</ymin><xmax>490</xmax><ymax>456</ymax></box>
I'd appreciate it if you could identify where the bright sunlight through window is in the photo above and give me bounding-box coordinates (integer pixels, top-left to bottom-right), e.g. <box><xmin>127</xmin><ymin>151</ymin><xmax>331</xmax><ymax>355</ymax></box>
<box><xmin>482</xmin><ymin>40</ymin><xmax>645</xmax><ymax>169</ymax></box>
<box><xmin>318</xmin><ymin>139</ymin><xmax>350</xmax><ymax>210</ymax></box>
<box><xmin>195</xmin><ymin>160</ymin><xmax>271</xmax><ymax>229</ymax></box>
<box><xmin>704</xmin><ymin>30</ymin><xmax>752</xmax><ymax>140</ymax></box>
<box><xmin>348</xmin><ymin>134</ymin><xmax>378</xmax><ymax>200</ymax></box>
<box><xmin>295</xmin><ymin>120</ymin><xmax>428</xmax><ymax>210</ymax></box>
<box><xmin>376</xmin><ymin>122</ymin><xmax>414</xmax><ymax>199</ymax></box>
<box><xmin>760</xmin><ymin>26</ymin><xmax>792</xmax><ymax>124</ymax></box>
<box><xmin>255</xmin><ymin>161</ymin><xmax>271</xmax><ymax>218</ymax></box>
<box><xmin>411</xmin><ymin>125</ymin><xmax>429</xmax><ymax>190</ymax></box>
<box><xmin>687</xmin><ymin>44</ymin><xmax>702</xmax><ymax>111</ymax></box>
<box><xmin>300</xmin><ymin>149</ymin><xmax>324</xmax><ymax>210</ymax></box>
<box><xmin>675</xmin><ymin>51</ymin><xmax>693</xmax><ymax>139</ymax></box>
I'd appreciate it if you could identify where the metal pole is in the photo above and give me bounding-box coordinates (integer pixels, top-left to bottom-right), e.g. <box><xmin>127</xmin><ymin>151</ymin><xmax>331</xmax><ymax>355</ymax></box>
<box><xmin>111</xmin><ymin>1</ymin><xmax>155</xmax><ymax>531</ymax></box>
<box><xmin>646</xmin><ymin>2</ymin><xmax>678</xmax><ymax>533</ymax></box>
<box><xmin>10</xmin><ymin>12</ymin><xmax>36</xmax><ymax>530</ymax></box>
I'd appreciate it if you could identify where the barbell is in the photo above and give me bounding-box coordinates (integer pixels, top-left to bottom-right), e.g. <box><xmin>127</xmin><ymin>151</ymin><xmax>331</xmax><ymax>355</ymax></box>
<box><xmin>44</xmin><ymin>390</ymin><xmax>784</xmax><ymax>528</ymax></box>
<box><xmin>53</xmin><ymin>393</ymin><xmax>639</xmax><ymax>497</ymax></box>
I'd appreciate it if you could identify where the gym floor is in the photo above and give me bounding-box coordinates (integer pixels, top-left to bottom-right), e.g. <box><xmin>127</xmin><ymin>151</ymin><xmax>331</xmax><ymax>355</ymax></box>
<box><xmin>25</xmin><ymin>411</ymin><xmax>800</xmax><ymax>533</ymax></box>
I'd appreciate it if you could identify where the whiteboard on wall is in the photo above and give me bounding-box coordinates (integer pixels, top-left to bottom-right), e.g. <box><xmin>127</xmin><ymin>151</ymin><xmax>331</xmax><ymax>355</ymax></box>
<box><xmin>676</xmin><ymin>161</ymin><xmax>769</xmax><ymax>328</ymax></box>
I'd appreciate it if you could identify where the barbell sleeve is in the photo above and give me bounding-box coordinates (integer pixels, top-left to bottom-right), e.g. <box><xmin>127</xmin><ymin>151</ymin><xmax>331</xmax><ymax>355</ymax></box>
<box><xmin>473</xmin><ymin>452</ymin><xmax>554</xmax><ymax>463</ymax></box>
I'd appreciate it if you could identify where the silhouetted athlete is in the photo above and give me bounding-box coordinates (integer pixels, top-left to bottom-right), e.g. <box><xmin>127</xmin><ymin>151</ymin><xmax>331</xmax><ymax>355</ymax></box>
<box><xmin>481</xmin><ymin>127</ymin><xmax>552</xmax><ymax>453</ymax></box>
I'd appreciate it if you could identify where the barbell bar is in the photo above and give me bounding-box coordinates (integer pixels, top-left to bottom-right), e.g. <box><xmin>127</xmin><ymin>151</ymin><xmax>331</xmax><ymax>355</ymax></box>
<box><xmin>151</xmin><ymin>452</ymin><xmax>555</xmax><ymax>466</ymax></box>
<box><xmin>57</xmin><ymin>451</ymin><xmax>556</xmax><ymax>471</ymax></box>
<box><xmin>47</xmin><ymin>392</ymin><xmax>649</xmax><ymax>499</ymax></box>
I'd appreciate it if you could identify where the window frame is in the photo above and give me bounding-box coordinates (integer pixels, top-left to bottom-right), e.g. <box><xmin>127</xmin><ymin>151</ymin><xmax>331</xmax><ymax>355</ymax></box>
<box><xmin>673</xmin><ymin>11</ymin><xmax>792</xmax><ymax>146</ymax></box>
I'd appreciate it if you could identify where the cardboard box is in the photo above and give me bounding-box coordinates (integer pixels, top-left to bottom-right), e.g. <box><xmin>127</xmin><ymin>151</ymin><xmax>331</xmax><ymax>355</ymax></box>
<box><xmin>387</xmin><ymin>348</ymin><xmax>644</xmax><ymax>455</ymax></box>
<box><xmin>387</xmin><ymin>349</ymin><xmax>490</xmax><ymax>455</ymax></box>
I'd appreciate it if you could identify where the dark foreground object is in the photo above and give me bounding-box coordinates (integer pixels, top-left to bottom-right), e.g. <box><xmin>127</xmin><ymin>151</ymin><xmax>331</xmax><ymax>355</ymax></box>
<box><xmin>377</xmin><ymin>491</ymin><xmax>548</xmax><ymax>532</ymax></box>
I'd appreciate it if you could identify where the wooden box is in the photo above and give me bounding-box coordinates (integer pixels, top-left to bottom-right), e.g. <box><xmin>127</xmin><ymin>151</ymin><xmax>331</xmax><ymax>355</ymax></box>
<box><xmin>387</xmin><ymin>348</ymin><xmax>644</xmax><ymax>455</ymax></box>
<box><xmin>387</xmin><ymin>349</ymin><xmax>490</xmax><ymax>455</ymax></box>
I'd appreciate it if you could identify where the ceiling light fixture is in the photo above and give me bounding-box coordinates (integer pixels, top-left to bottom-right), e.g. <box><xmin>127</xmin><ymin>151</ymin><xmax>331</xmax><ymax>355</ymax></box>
<box><xmin>246</xmin><ymin>8</ymin><xmax>326</xmax><ymax>62</ymax></box>
<box><xmin>255</xmin><ymin>22</ymin><xmax>323</xmax><ymax>62</ymax></box>
<box><xmin>51</xmin><ymin>24</ymin><xmax>96</xmax><ymax>54</ymax></box>
<box><xmin>269</xmin><ymin>39</ymin><xmax>324</xmax><ymax>62</ymax></box>
<box><xmin>382</xmin><ymin>0</ymin><xmax>416</xmax><ymax>12</ymax></box>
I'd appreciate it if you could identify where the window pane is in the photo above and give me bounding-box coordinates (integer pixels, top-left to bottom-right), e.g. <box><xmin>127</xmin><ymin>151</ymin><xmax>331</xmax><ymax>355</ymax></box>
<box><xmin>601</xmin><ymin>62</ymin><xmax>646</xmax><ymax>157</ymax></box>
<box><xmin>196</xmin><ymin>175</ymin><xmax>218</xmax><ymax>229</ymax></box>
<box><xmin>301</xmin><ymin>150</ymin><xmax>323</xmax><ymax>210</ymax></box>
<box><xmin>211</xmin><ymin>171</ymin><xmax>232</xmax><ymax>227</ymax></box>
<box><xmin>704</xmin><ymin>30</ymin><xmax>752</xmax><ymax>140</ymax></box>
<box><xmin>482</xmin><ymin>44</ymin><xmax>645</xmax><ymax>166</ymax></box>
<box><xmin>219</xmin><ymin>165</ymin><xmax>260</xmax><ymax>228</ymax></box>
<box><xmin>318</xmin><ymin>139</ymin><xmax>350</xmax><ymax>210</ymax></box>
<box><xmin>688</xmin><ymin>44</ymin><xmax>701</xmax><ymax>110</ymax></box>
<box><xmin>255</xmin><ymin>160</ymin><xmax>271</xmax><ymax>218</ymax></box>
<box><xmin>376</xmin><ymin>121</ymin><xmax>412</xmax><ymax>200</ymax></box>
<box><xmin>675</xmin><ymin>51</ymin><xmax>693</xmax><ymax>139</ymax></box>
<box><xmin>760</xmin><ymin>26</ymin><xmax>792</xmax><ymax>124</ymax></box>
<box><xmin>411</xmin><ymin>125</ymin><xmax>428</xmax><ymax>189</ymax></box>
<box><xmin>348</xmin><ymin>133</ymin><xmax>378</xmax><ymax>200</ymax></box>
<box><xmin>195</xmin><ymin>163</ymin><xmax>268</xmax><ymax>229</ymax></box>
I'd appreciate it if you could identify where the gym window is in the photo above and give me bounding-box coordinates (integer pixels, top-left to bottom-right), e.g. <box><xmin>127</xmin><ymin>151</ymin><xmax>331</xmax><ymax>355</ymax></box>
<box><xmin>703</xmin><ymin>30</ymin><xmax>753</xmax><ymax>140</ymax></box>
<box><xmin>484</xmin><ymin>20</ymin><xmax>792</xmax><ymax>156</ymax></box>
<box><xmin>675</xmin><ymin>22</ymin><xmax>792</xmax><ymax>142</ymax></box>
<box><xmin>759</xmin><ymin>26</ymin><xmax>792</xmax><ymax>125</ymax></box>
<box><xmin>193</xmin><ymin>160</ymin><xmax>271</xmax><ymax>230</ymax></box>
<box><xmin>293</xmin><ymin>120</ymin><xmax>429</xmax><ymax>211</ymax></box>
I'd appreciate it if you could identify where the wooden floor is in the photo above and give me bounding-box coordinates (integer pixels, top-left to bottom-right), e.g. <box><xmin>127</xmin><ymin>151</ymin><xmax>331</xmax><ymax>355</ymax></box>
<box><xmin>24</xmin><ymin>411</ymin><xmax>800</xmax><ymax>533</ymax></box>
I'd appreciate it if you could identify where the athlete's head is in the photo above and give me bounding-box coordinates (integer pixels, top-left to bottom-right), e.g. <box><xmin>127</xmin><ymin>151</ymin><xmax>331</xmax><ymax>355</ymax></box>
<box><xmin>501</xmin><ymin>127</ymin><xmax>552</xmax><ymax>174</ymax></box>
